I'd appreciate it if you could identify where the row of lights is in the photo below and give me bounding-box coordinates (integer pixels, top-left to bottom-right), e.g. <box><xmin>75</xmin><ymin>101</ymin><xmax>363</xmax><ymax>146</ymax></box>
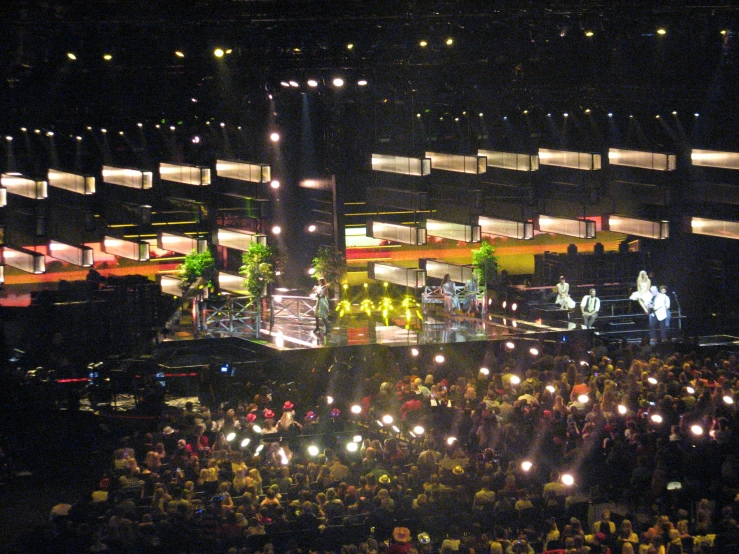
<box><xmin>414</xmin><ymin>111</ymin><xmax>702</xmax><ymax>121</ymax></box>
<box><xmin>280</xmin><ymin>78</ymin><xmax>368</xmax><ymax>88</ymax></box>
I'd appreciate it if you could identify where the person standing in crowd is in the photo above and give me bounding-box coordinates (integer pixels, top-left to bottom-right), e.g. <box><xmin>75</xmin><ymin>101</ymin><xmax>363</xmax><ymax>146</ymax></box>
<box><xmin>581</xmin><ymin>288</ymin><xmax>600</xmax><ymax>329</ymax></box>
<box><xmin>312</xmin><ymin>277</ymin><xmax>331</xmax><ymax>334</ymax></box>
<box><xmin>554</xmin><ymin>275</ymin><xmax>575</xmax><ymax>310</ymax></box>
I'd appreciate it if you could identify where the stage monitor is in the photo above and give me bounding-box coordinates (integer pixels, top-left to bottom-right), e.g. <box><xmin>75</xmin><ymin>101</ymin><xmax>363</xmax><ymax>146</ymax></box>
<box><xmin>102</xmin><ymin>236</ymin><xmax>150</xmax><ymax>261</ymax></box>
<box><xmin>3</xmin><ymin>246</ymin><xmax>45</xmax><ymax>274</ymax></box>
<box><xmin>368</xmin><ymin>220</ymin><xmax>426</xmax><ymax>245</ymax></box>
<box><xmin>604</xmin><ymin>215</ymin><xmax>669</xmax><ymax>239</ymax></box>
<box><xmin>478</xmin><ymin>216</ymin><xmax>534</xmax><ymax>240</ymax></box>
<box><xmin>48</xmin><ymin>169</ymin><xmax>95</xmax><ymax>195</ymax></box>
<box><xmin>160</xmin><ymin>162</ymin><xmax>211</xmax><ymax>186</ymax></box>
<box><xmin>368</xmin><ymin>262</ymin><xmax>426</xmax><ymax>289</ymax></box>
<box><xmin>538</xmin><ymin>215</ymin><xmax>596</xmax><ymax>239</ymax></box>
<box><xmin>608</xmin><ymin>149</ymin><xmax>676</xmax><ymax>171</ymax></box>
<box><xmin>371</xmin><ymin>154</ymin><xmax>430</xmax><ymax>176</ymax></box>
<box><xmin>478</xmin><ymin>149</ymin><xmax>539</xmax><ymax>171</ymax></box>
<box><xmin>48</xmin><ymin>240</ymin><xmax>94</xmax><ymax>267</ymax></box>
<box><xmin>425</xmin><ymin>151</ymin><xmax>487</xmax><ymax>174</ymax></box>
<box><xmin>158</xmin><ymin>232</ymin><xmax>208</xmax><ymax>255</ymax></box>
<box><xmin>426</xmin><ymin>218</ymin><xmax>481</xmax><ymax>243</ymax></box>
<box><xmin>691</xmin><ymin>149</ymin><xmax>739</xmax><ymax>170</ymax></box>
<box><xmin>1</xmin><ymin>173</ymin><xmax>48</xmax><ymax>199</ymax></box>
<box><xmin>102</xmin><ymin>166</ymin><xmax>154</xmax><ymax>190</ymax></box>
<box><xmin>539</xmin><ymin>149</ymin><xmax>602</xmax><ymax>170</ymax></box>
<box><xmin>216</xmin><ymin>160</ymin><xmax>271</xmax><ymax>183</ymax></box>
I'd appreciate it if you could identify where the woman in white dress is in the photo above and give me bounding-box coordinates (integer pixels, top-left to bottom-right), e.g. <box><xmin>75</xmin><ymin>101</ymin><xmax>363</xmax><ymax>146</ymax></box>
<box><xmin>554</xmin><ymin>275</ymin><xmax>575</xmax><ymax>310</ymax></box>
<box><xmin>629</xmin><ymin>270</ymin><xmax>651</xmax><ymax>314</ymax></box>
<box><xmin>439</xmin><ymin>274</ymin><xmax>459</xmax><ymax>315</ymax></box>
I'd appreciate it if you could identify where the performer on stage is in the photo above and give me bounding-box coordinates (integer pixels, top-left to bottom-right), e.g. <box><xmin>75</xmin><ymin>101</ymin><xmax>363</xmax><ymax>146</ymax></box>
<box><xmin>463</xmin><ymin>273</ymin><xmax>479</xmax><ymax>316</ymax></box>
<box><xmin>312</xmin><ymin>278</ymin><xmax>331</xmax><ymax>334</ymax></box>
<box><xmin>439</xmin><ymin>274</ymin><xmax>459</xmax><ymax>316</ymax></box>
<box><xmin>554</xmin><ymin>275</ymin><xmax>576</xmax><ymax>310</ymax></box>
<box><xmin>580</xmin><ymin>288</ymin><xmax>600</xmax><ymax>329</ymax></box>
<box><xmin>648</xmin><ymin>286</ymin><xmax>668</xmax><ymax>343</ymax></box>
<box><xmin>659</xmin><ymin>285</ymin><xmax>671</xmax><ymax>339</ymax></box>
<box><xmin>629</xmin><ymin>270</ymin><xmax>652</xmax><ymax>314</ymax></box>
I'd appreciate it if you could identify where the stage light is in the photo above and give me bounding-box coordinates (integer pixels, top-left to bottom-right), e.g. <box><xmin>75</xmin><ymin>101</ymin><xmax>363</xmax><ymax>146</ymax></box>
<box><xmin>502</xmin><ymin>300</ymin><xmax>507</xmax><ymax>309</ymax></box>
<box><xmin>75</xmin><ymin>136</ymin><xmax>81</xmax><ymax>141</ymax></box>
<box><xmin>5</xmin><ymin>136</ymin><xmax>11</xmax><ymax>142</ymax></box>
<box><xmin>690</xmin><ymin>425</ymin><xmax>703</xmax><ymax>436</ymax></box>
<box><xmin>521</xmin><ymin>461</ymin><xmax>533</xmax><ymax>472</ymax></box>
<box><xmin>376</xmin><ymin>420</ymin><xmax>384</xmax><ymax>427</ymax></box>
<box><xmin>226</xmin><ymin>432</ymin><xmax>236</xmax><ymax>442</ymax></box>
<box><xmin>721</xmin><ymin>30</ymin><xmax>727</xmax><ymax>36</ymax></box>
<box><xmin>357</xmin><ymin>79</ymin><xmax>368</xmax><ymax>86</ymax></box>
<box><xmin>353</xmin><ymin>435</ymin><xmax>362</xmax><ymax>443</ymax></box>
<box><xmin>446</xmin><ymin>38</ymin><xmax>454</xmax><ymax>46</ymax></box>
<box><xmin>240</xmin><ymin>438</ymin><xmax>251</xmax><ymax>447</ymax></box>
<box><xmin>392</xmin><ymin>426</ymin><xmax>401</xmax><ymax>433</ymax></box>
<box><xmin>270</xmin><ymin>132</ymin><xmax>280</xmax><ymax>142</ymax></box>
<box><xmin>656</xmin><ymin>28</ymin><xmax>667</xmax><ymax>36</ymax></box>
<box><xmin>225</xmin><ymin>49</ymin><xmax>233</xmax><ymax>54</ymax></box>
<box><xmin>308</xmin><ymin>268</ymin><xmax>316</xmax><ymax>275</ymax></box>
<box><xmin>618</xmin><ymin>405</ymin><xmax>627</xmax><ymax>415</ymax></box>
<box><xmin>308</xmin><ymin>224</ymin><xmax>316</xmax><ymax>233</ymax></box>
<box><xmin>479</xmin><ymin>112</ymin><xmax>484</xmax><ymax>117</ymax></box>
<box><xmin>169</xmin><ymin>126</ymin><xmax>175</xmax><ymax>131</ymax></box>
<box><xmin>413</xmin><ymin>425</ymin><xmax>425</xmax><ymax>436</ymax></box>
<box><xmin>119</xmin><ymin>131</ymin><xmax>124</xmax><ymax>136</ymax></box>
<box><xmin>648</xmin><ymin>377</ymin><xmax>658</xmax><ymax>385</ymax></box>
<box><xmin>46</xmin><ymin>131</ymin><xmax>54</xmax><ymax>137</ymax></box>
<box><xmin>214</xmin><ymin>48</ymin><xmax>225</xmax><ymax>58</ymax></box>
<box><xmin>530</xmin><ymin>348</ymin><xmax>539</xmax><ymax>356</ymax></box>
<box><xmin>347</xmin><ymin>43</ymin><xmax>354</xmax><ymax>50</ymax></box>
<box><xmin>136</xmin><ymin>122</ymin><xmax>143</xmax><ymax>128</ymax></box>
<box><xmin>307</xmin><ymin>445</ymin><xmax>320</xmax><ymax>457</ymax></box>
<box><xmin>346</xmin><ymin>442</ymin><xmax>358</xmax><ymax>452</ymax></box>
<box><xmin>289</xmin><ymin>80</ymin><xmax>299</xmax><ymax>87</ymax></box>
<box><xmin>419</xmin><ymin>40</ymin><xmax>428</xmax><ymax>47</ymax></box>
<box><xmin>270</xmin><ymin>180</ymin><xmax>280</xmax><ymax>189</ymax></box>
<box><xmin>326</xmin><ymin>396</ymin><xmax>334</xmax><ymax>405</ymax></box>
<box><xmin>585</xmin><ymin>109</ymin><xmax>591</xmax><ymax>114</ymax></box>
<box><xmin>382</xmin><ymin>414</ymin><xmax>394</xmax><ymax>425</ymax></box>
<box><xmin>650</xmin><ymin>414</ymin><xmax>663</xmax><ymax>424</ymax></box>
<box><xmin>220</xmin><ymin>122</ymin><xmax>225</xmax><ymax>128</ymax></box>
<box><xmin>103</xmin><ymin>54</ymin><xmax>113</xmax><ymax>61</ymax></box>
<box><xmin>434</xmin><ymin>354</ymin><xmax>445</xmax><ymax>364</ymax></box>
<box><xmin>280</xmin><ymin>81</ymin><xmax>290</xmax><ymax>88</ymax></box>
<box><xmin>546</xmin><ymin>385</ymin><xmax>556</xmax><ymax>394</ymax></box>
<box><xmin>252</xmin><ymin>425</ymin><xmax>262</xmax><ymax>433</ymax></box>
<box><xmin>672</xmin><ymin>111</ymin><xmax>677</xmax><ymax>115</ymax></box>
<box><xmin>411</xmin><ymin>348</ymin><xmax>419</xmax><ymax>357</ymax></box>
<box><xmin>192</xmin><ymin>136</ymin><xmax>200</xmax><ymax>144</ymax></box>
<box><xmin>505</xmin><ymin>341</ymin><xmax>515</xmax><ymax>350</ymax></box>
<box><xmin>585</xmin><ymin>30</ymin><xmax>594</xmax><ymax>37</ymax></box>
<box><xmin>479</xmin><ymin>367</ymin><xmax>490</xmax><ymax>376</ymax></box>
<box><xmin>332</xmin><ymin>77</ymin><xmax>344</xmax><ymax>87</ymax></box>
<box><xmin>175</xmin><ymin>50</ymin><xmax>185</xmax><ymax>58</ymax></box>
<box><xmin>561</xmin><ymin>474</ymin><xmax>574</xmax><ymax>486</ymax></box>
<box><xmin>578</xmin><ymin>394</ymin><xmax>589</xmax><ymax>404</ymax></box>
<box><xmin>20</xmin><ymin>127</ymin><xmax>27</xmax><ymax>132</ymax></box>
<box><xmin>723</xmin><ymin>395</ymin><xmax>734</xmax><ymax>405</ymax></box>
<box><xmin>511</xmin><ymin>303</ymin><xmax>518</xmax><ymax>312</ymax></box>
<box><xmin>350</xmin><ymin>404</ymin><xmax>362</xmax><ymax>415</ymax></box>
<box><xmin>563</xmin><ymin>112</ymin><xmax>569</xmax><ymax>117</ymax></box>
<box><xmin>446</xmin><ymin>437</ymin><xmax>457</xmax><ymax>445</ymax></box>
<box><xmin>254</xmin><ymin>444</ymin><xmax>264</xmax><ymax>455</ymax></box>
<box><xmin>510</xmin><ymin>375</ymin><xmax>521</xmax><ymax>385</ymax></box>
<box><xmin>608</xmin><ymin>113</ymin><xmax>613</xmax><ymax>117</ymax></box>
<box><xmin>67</xmin><ymin>52</ymin><xmax>76</xmax><ymax>60</ymax></box>
<box><xmin>34</xmin><ymin>129</ymin><xmax>40</xmax><ymax>134</ymax></box>
<box><xmin>686</xmin><ymin>386</ymin><xmax>695</xmax><ymax>394</ymax></box>
<box><xmin>307</xmin><ymin>79</ymin><xmax>318</xmax><ymax>87</ymax></box>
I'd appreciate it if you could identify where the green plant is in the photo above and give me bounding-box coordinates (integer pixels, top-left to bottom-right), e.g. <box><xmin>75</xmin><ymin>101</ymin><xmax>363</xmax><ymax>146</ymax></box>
<box><xmin>472</xmin><ymin>240</ymin><xmax>499</xmax><ymax>287</ymax></box>
<box><xmin>178</xmin><ymin>249</ymin><xmax>216</xmax><ymax>286</ymax></box>
<box><xmin>311</xmin><ymin>244</ymin><xmax>346</xmax><ymax>290</ymax></box>
<box><xmin>239</xmin><ymin>242</ymin><xmax>278</xmax><ymax>298</ymax></box>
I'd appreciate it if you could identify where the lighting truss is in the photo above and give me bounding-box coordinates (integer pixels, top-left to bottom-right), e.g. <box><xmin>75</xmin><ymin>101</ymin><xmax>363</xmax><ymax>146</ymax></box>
<box><xmin>691</xmin><ymin>149</ymin><xmax>739</xmax><ymax>170</ymax></box>
<box><xmin>48</xmin><ymin>239</ymin><xmax>94</xmax><ymax>267</ymax></box>
<box><xmin>158</xmin><ymin>232</ymin><xmax>208</xmax><ymax>255</ymax></box>
<box><xmin>1</xmin><ymin>173</ymin><xmax>48</xmax><ymax>199</ymax></box>
<box><xmin>214</xmin><ymin>228</ymin><xmax>267</xmax><ymax>251</ymax></box>
<box><xmin>687</xmin><ymin>217</ymin><xmax>739</xmax><ymax>240</ymax></box>
<box><xmin>2</xmin><ymin>246</ymin><xmax>45</xmax><ymax>274</ymax></box>
<box><xmin>102</xmin><ymin>236</ymin><xmax>150</xmax><ymax>261</ymax></box>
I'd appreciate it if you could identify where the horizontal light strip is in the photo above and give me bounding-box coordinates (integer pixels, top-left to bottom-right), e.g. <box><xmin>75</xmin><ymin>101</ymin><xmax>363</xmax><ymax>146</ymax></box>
<box><xmin>2</xmin><ymin>246</ymin><xmax>45</xmax><ymax>274</ymax></box>
<box><xmin>478</xmin><ymin>216</ymin><xmax>534</xmax><ymax>240</ymax></box>
<box><xmin>371</xmin><ymin>154</ymin><xmax>430</xmax><ymax>176</ymax></box>
<box><xmin>539</xmin><ymin>149</ymin><xmax>602</xmax><ymax>170</ymax></box>
<box><xmin>608</xmin><ymin>149</ymin><xmax>676</xmax><ymax>171</ymax></box>
<box><xmin>368</xmin><ymin>262</ymin><xmax>426</xmax><ymax>288</ymax></box>
<box><xmin>160</xmin><ymin>162</ymin><xmax>211</xmax><ymax>185</ymax></box>
<box><xmin>426</xmin><ymin>218</ymin><xmax>481</xmax><ymax>243</ymax></box>
<box><xmin>691</xmin><ymin>149</ymin><xmax>739</xmax><ymax>170</ymax></box>
<box><xmin>425</xmin><ymin>260</ymin><xmax>475</xmax><ymax>283</ymax></box>
<box><xmin>48</xmin><ymin>169</ymin><xmax>95</xmax><ymax>195</ymax></box>
<box><xmin>605</xmin><ymin>215</ymin><xmax>669</xmax><ymax>239</ymax></box>
<box><xmin>158</xmin><ymin>232</ymin><xmax>208</xmax><ymax>255</ymax></box>
<box><xmin>299</xmin><ymin>176</ymin><xmax>335</xmax><ymax>190</ymax></box>
<box><xmin>214</xmin><ymin>228</ymin><xmax>267</xmax><ymax>251</ymax></box>
<box><xmin>368</xmin><ymin>220</ymin><xmax>426</xmax><ymax>245</ymax></box>
<box><xmin>102</xmin><ymin>166</ymin><xmax>153</xmax><ymax>189</ymax></box>
<box><xmin>426</xmin><ymin>151</ymin><xmax>487</xmax><ymax>174</ymax></box>
<box><xmin>478</xmin><ymin>149</ymin><xmax>539</xmax><ymax>171</ymax></box>
<box><xmin>688</xmin><ymin>217</ymin><xmax>739</xmax><ymax>239</ymax></box>
<box><xmin>102</xmin><ymin>236</ymin><xmax>150</xmax><ymax>261</ymax></box>
<box><xmin>1</xmin><ymin>173</ymin><xmax>47</xmax><ymax>199</ymax></box>
<box><xmin>48</xmin><ymin>240</ymin><xmax>94</xmax><ymax>267</ymax></box>
<box><xmin>538</xmin><ymin>215</ymin><xmax>596</xmax><ymax>239</ymax></box>
<box><xmin>216</xmin><ymin>159</ymin><xmax>271</xmax><ymax>183</ymax></box>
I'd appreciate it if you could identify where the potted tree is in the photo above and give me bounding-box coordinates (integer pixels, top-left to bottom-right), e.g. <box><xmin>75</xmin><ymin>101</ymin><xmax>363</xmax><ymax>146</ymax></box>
<box><xmin>178</xmin><ymin>249</ymin><xmax>216</xmax><ymax>294</ymax></box>
<box><xmin>311</xmin><ymin>244</ymin><xmax>346</xmax><ymax>300</ymax></box>
<box><xmin>471</xmin><ymin>240</ymin><xmax>499</xmax><ymax>314</ymax></box>
<box><xmin>239</xmin><ymin>242</ymin><xmax>278</xmax><ymax>334</ymax></box>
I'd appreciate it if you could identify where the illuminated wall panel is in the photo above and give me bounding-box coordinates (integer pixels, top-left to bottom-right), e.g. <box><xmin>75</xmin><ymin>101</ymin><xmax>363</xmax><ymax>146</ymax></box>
<box><xmin>608</xmin><ymin>149</ymin><xmax>676</xmax><ymax>171</ymax></box>
<box><xmin>102</xmin><ymin>236</ymin><xmax>150</xmax><ymax>261</ymax></box>
<box><xmin>1</xmin><ymin>173</ymin><xmax>48</xmax><ymax>199</ymax></box>
<box><xmin>368</xmin><ymin>262</ymin><xmax>426</xmax><ymax>288</ymax></box>
<box><xmin>214</xmin><ymin>228</ymin><xmax>267</xmax><ymax>251</ymax></box>
<box><xmin>604</xmin><ymin>215</ymin><xmax>669</xmax><ymax>239</ymax></box>
<box><xmin>538</xmin><ymin>215</ymin><xmax>596</xmax><ymax>239</ymax></box>
<box><xmin>102</xmin><ymin>166</ymin><xmax>153</xmax><ymax>190</ymax></box>
<box><xmin>216</xmin><ymin>160</ymin><xmax>271</xmax><ymax>183</ymax></box>
<box><xmin>478</xmin><ymin>149</ymin><xmax>539</xmax><ymax>171</ymax></box>
<box><xmin>478</xmin><ymin>216</ymin><xmax>534</xmax><ymax>240</ymax></box>
<box><xmin>160</xmin><ymin>275</ymin><xmax>183</xmax><ymax>297</ymax></box>
<box><xmin>48</xmin><ymin>169</ymin><xmax>95</xmax><ymax>195</ymax></box>
<box><xmin>158</xmin><ymin>232</ymin><xmax>208</xmax><ymax>255</ymax></box>
<box><xmin>159</xmin><ymin>163</ymin><xmax>211</xmax><ymax>186</ymax></box>
<box><xmin>538</xmin><ymin>149</ymin><xmax>602</xmax><ymax>170</ymax></box>
<box><xmin>48</xmin><ymin>240</ymin><xmax>94</xmax><ymax>267</ymax></box>
<box><xmin>425</xmin><ymin>260</ymin><xmax>475</xmax><ymax>283</ymax></box>
<box><xmin>368</xmin><ymin>220</ymin><xmax>426</xmax><ymax>245</ymax></box>
<box><xmin>688</xmin><ymin>217</ymin><xmax>739</xmax><ymax>239</ymax></box>
<box><xmin>426</xmin><ymin>219</ymin><xmax>481</xmax><ymax>242</ymax></box>
<box><xmin>425</xmin><ymin>152</ymin><xmax>487</xmax><ymax>174</ymax></box>
<box><xmin>691</xmin><ymin>149</ymin><xmax>739</xmax><ymax>170</ymax></box>
<box><xmin>371</xmin><ymin>154</ymin><xmax>431</xmax><ymax>176</ymax></box>
<box><xmin>3</xmin><ymin>246</ymin><xmax>45</xmax><ymax>274</ymax></box>
<box><xmin>345</xmin><ymin>226</ymin><xmax>383</xmax><ymax>247</ymax></box>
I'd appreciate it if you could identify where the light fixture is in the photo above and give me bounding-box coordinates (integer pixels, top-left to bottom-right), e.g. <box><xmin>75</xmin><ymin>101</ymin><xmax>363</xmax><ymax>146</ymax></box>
<box><xmin>657</xmin><ymin>28</ymin><xmax>667</xmax><ymax>36</ymax></box>
<box><xmin>505</xmin><ymin>341</ymin><xmax>515</xmax><ymax>350</ymax></box>
<box><xmin>332</xmin><ymin>77</ymin><xmax>344</xmax><ymax>87</ymax></box>
<box><xmin>446</xmin><ymin>38</ymin><xmax>454</xmax><ymax>46</ymax></box>
<box><xmin>686</xmin><ymin>386</ymin><xmax>695</xmax><ymax>394</ymax></box>
<box><xmin>289</xmin><ymin>80</ymin><xmax>299</xmax><ymax>87</ymax></box>
<box><xmin>270</xmin><ymin>132</ymin><xmax>280</xmax><ymax>142</ymax></box>
<box><xmin>618</xmin><ymin>405</ymin><xmax>628</xmax><ymax>415</ymax></box>
<box><xmin>521</xmin><ymin>461</ymin><xmax>533</xmax><ymax>472</ymax></box>
<box><xmin>413</xmin><ymin>425</ymin><xmax>425</xmax><ymax>436</ymax></box>
<box><xmin>357</xmin><ymin>79</ymin><xmax>368</xmax><ymax>86</ymax></box>
<box><xmin>479</xmin><ymin>367</ymin><xmax>490</xmax><ymax>376</ymax></box>
<box><xmin>529</xmin><ymin>348</ymin><xmax>539</xmax><ymax>356</ymax></box>
<box><xmin>510</xmin><ymin>375</ymin><xmax>521</xmax><ymax>385</ymax></box>
<box><xmin>382</xmin><ymin>414</ymin><xmax>394</xmax><ymax>425</ymax></box>
<box><xmin>307</xmin><ymin>445</ymin><xmax>320</xmax><ymax>457</ymax></box>
<box><xmin>561</xmin><ymin>473</ymin><xmax>575</xmax><ymax>486</ymax></box>
<box><xmin>650</xmin><ymin>414</ymin><xmax>663</xmax><ymax>424</ymax></box>
<box><xmin>214</xmin><ymin>48</ymin><xmax>225</xmax><ymax>58</ymax></box>
<box><xmin>252</xmin><ymin>424</ymin><xmax>262</xmax><ymax>434</ymax></box>
<box><xmin>648</xmin><ymin>377</ymin><xmax>658</xmax><ymax>385</ymax></box>
<box><xmin>578</xmin><ymin>394</ymin><xmax>589</xmax><ymax>404</ymax></box>
<box><xmin>353</xmin><ymin>435</ymin><xmax>362</xmax><ymax>443</ymax></box>
<box><xmin>419</xmin><ymin>40</ymin><xmax>428</xmax><ymax>47</ymax></box>
<box><xmin>169</xmin><ymin>125</ymin><xmax>176</xmax><ymax>131</ymax></box>
<box><xmin>175</xmin><ymin>50</ymin><xmax>185</xmax><ymax>58</ymax></box>
<box><xmin>307</xmin><ymin>79</ymin><xmax>319</xmax><ymax>87</ymax></box>
<box><xmin>690</xmin><ymin>425</ymin><xmax>703</xmax><ymax>436</ymax></box>
<box><xmin>446</xmin><ymin>437</ymin><xmax>457</xmax><ymax>445</ymax></box>
<box><xmin>546</xmin><ymin>385</ymin><xmax>556</xmax><ymax>394</ymax></box>
<box><xmin>240</xmin><ymin>438</ymin><xmax>250</xmax><ymax>448</ymax></box>
<box><xmin>226</xmin><ymin>432</ymin><xmax>236</xmax><ymax>442</ymax></box>
<box><xmin>346</xmin><ymin>442</ymin><xmax>358</xmax><ymax>452</ymax></box>
<box><xmin>5</xmin><ymin>136</ymin><xmax>12</xmax><ymax>142</ymax></box>
<box><xmin>434</xmin><ymin>354</ymin><xmax>445</xmax><ymax>364</ymax></box>
<box><xmin>411</xmin><ymin>348</ymin><xmax>419</xmax><ymax>357</ymax></box>
<box><xmin>103</xmin><ymin>54</ymin><xmax>113</xmax><ymax>61</ymax></box>
<box><xmin>270</xmin><ymin>180</ymin><xmax>280</xmax><ymax>189</ymax></box>
<box><xmin>67</xmin><ymin>52</ymin><xmax>77</xmax><ymax>60</ymax></box>
<box><xmin>326</xmin><ymin>396</ymin><xmax>334</xmax><ymax>405</ymax></box>
<box><xmin>723</xmin><ymin>395</ymin><xmax>734</xmax><ymax>405</ymax></box>
<box><xmin>350</xmin><ymin>404</ymin><xmax>362</xmax><ymax>415</ymax></box>
<box><xmin>308</xmin><ymin>224</ymin><xmax>316</xmax><ymax>233</ymax></box>
<box><xmin>136</xmin><ymin>122</ymin><xmax>143</xmax><ymax>128</ymax></box>
<box><xmin>347</xmin><ymin>43</ymin><xmax>354</xmax><ymax>50</ymax></box>
<box><xmin>585</xmin><ymin>30</ymin><xmax>594</xmax><ymax>37</ymax></box>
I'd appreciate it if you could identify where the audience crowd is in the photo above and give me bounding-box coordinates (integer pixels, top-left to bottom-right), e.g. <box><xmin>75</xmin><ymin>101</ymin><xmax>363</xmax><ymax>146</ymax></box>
<box><xmin>42</xmin><ymin>339</ymin><xmax>739</xmax><ymax>554</ymax></box>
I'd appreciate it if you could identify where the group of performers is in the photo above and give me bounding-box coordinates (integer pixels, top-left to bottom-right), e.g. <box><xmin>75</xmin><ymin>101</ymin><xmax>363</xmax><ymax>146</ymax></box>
<box><xmin>436</xmin><ymin>273</ymin><xmax>480</xmax><ymax>317</ymax></box>
<box><xmin>554</xmin><ymin>271</ymin><xmax>672</xmax><ymax>340</ymax></box>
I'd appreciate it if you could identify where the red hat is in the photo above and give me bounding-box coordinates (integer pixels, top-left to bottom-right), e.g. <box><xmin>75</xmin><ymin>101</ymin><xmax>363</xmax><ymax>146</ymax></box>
<box><xmin>263</xmin><ymin>409</ymin><xmax>275</xmax><ymax>419</ymax></box>
<box><xmin>283</xmin><ymin>401</ymin><xmax>295</xmax><ymax>411</ymax></box>
<box><xmin>330</xmin><ymin>408</ymin><xmax>341</xmax><ymax>418</ymax></box>
<box><xmin>305</xmin><ymin>411</ymin><xmax>317</xmax><ymax>420</ymax></box>
<box><xmin>246</xmin><ymin>413</ymin><xmax>257</xmax><ymax>423</ymax></box>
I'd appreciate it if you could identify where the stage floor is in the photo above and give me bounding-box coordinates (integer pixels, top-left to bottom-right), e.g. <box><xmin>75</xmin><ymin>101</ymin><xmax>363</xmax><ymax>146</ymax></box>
<box><xmin>257</xmin><ymin>311</ymin><xmax>571</xmax><ymax>350</ymax></box>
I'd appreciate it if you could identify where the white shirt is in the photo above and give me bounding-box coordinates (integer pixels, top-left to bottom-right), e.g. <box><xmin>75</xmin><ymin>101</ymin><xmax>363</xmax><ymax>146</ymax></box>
<box><xmin>651</xmin><ymin>292</ymin><xmax>667</xmax><ymax>321</ymax></box>
<box><xmin>581</xmin><ymin>294</ymin><xmax>600</xmax><ymax>314</ymax></box>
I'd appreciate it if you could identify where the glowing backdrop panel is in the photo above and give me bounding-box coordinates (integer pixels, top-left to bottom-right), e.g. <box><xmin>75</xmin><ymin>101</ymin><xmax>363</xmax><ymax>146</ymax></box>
<box><xmin>691</xmin><ymin>149</ymin><xmax>739</xmax><ymax>170</ymax></box>
<box><xmin>539</xmin><ymin>149</ymin><xmax>602</xmax><ymax>170</ymax></box>
<box><xmin>48</xmin><ymin>240</ymin><xmax>94</xmax><ymax>267</ymax></box>
<box><xmin>371</xmin><ymin>154</ymin><xmax>431</xmax><ymax>176</ymax></box>
<box><xmin>478</xmin><ymin>150</ymin><xmax>539</xmax><ymax>171</ymax></box>
<box><xmin>478</xmin><ymin>216</ymin><xmax>534</xmax><ymax>240</ymax></box>
<box><xmin>1</xmin><ymin>174</ymin><xmax>48</xmax><ymax>199</ymax></box>
<box><xmin>216</xmin><ymin>160</ymin><xmax>271</xmax><ymax>183</ymax></box>
<box><xmin>425</xmin><ymin>219</ymin><xmax>481</xmax><ymax>242</ymax></box>
<box><xmin>48</xmin><ymin>169</ymin><xmax>95</xmax><ymax>195</ymax></box>
<box><xmin>159</xmin><ymin>163</ymin><xmax>211</xmax><ymax>185</ymax></box>
<box><xmin>102</xmin><ymin>166</ymin><xmax>154</xmax><ymax>190</ymax></box>
<box><xmin>425</xmin><ymin>152</ymin><xmax>487</xmax><ymax>174</ymax></box>
<box><xmin>608</xmin><ymin>149</ymin><xmax>676</xmax><ymax>171</ymax></box>
<box><xmin>368</xmin><ymin>262</ymin><xmax>426</xmax><ymax>288</ymax></box>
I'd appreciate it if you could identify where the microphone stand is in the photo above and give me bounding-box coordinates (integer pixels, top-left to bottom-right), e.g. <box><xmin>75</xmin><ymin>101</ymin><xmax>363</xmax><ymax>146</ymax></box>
<box><xmin>672</xmin><ymin>292</ymin><xmax>681</xmax><ymax>333</ymax></box>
